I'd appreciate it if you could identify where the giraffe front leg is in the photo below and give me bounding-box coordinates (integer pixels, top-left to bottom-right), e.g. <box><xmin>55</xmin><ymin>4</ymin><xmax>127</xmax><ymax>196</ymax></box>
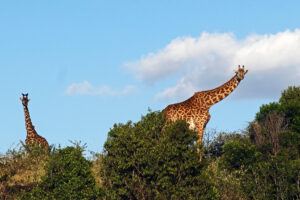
<box><xmin>204</xmin><ymin>112</ymin><xmax>211</xmax><ymax>129</ymax></box>
<box><xmin>193</xmin><ymin>111</ymin><xmax>210</xmax><ymax>143</ymax></box>
<box><xmin>194</xmin><ymin>125</ymin><xmax>205</xmax><ymax>161</ymax></box>
<box><xmin>195</xmin><ymin>125</ymin><xmax>205</xmax><ymax>145</ymax></box>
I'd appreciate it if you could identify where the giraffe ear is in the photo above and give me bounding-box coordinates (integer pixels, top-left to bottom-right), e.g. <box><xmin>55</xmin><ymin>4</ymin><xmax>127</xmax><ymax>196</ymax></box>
<box><xmin>19</xmin><ymin>97</ymin><xmax>22</xmax><ymax>101</ymax></box>
<box><xmin>245</xmin><ymin>70</ymin><xmax>248</xmax><ymax>74</ymax></box>
<box><xmin>28</xmin><ymin>99</ymin><xmax>31</xmax><ymax>102</ymax></box>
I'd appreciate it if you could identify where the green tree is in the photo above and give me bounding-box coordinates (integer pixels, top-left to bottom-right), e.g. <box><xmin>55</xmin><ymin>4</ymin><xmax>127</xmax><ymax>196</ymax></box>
<box><xmin>0</xmin><ymin>144</ymin><xmax>49</xmax><ymax>200</ymax></box>
<box><xmin>279</xmin><ymin>86</ymin><xmax>300</xmax><ymax>132</ymax></box>
<box><xmin>101</xmin><ymin>111</ymin><xmax>218</xmax><ymax>200</ymax></box>
<box><xmin>27</xmin><ymin>145</ymin><xmax>97</xmax><ymax>200</ymax></box>
<box><xmin>255</xmin><ymin>86</ymin><xmax>300</xmax><ymax>132</ymax></box>
<box><xmin>251</xmin><ymin>86</ymin><xmax>300</xmax><ymax>156</ymax></box>
<box><xmin>220</xmin><ymin>137</ymin><xmax>262</xmax><ymax>170</ymax></box>
<box><xmin>219</xmin><ymin>86</ymin><xmax>300</xmax><ymax>200</ymax></box>
<box><xmin>255</xmin><ymin>102</ymin><xmax>282</xmax><ymax>122</ymax></box>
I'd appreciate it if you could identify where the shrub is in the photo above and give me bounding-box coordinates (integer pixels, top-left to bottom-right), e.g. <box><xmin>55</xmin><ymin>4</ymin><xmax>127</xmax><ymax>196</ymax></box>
<box><xmin>101</xmin><ymin>111</ymin><xmax>218</xmax><ymax>199</ymax></box>
<box><xmin>220</xmin><ymin>137</ymin><xmax>261</xmax><ymax>170</ymax></box>
<box><xmin>0</xmin><ymin>144</ymin><xmax>49</xmax><ymax>199</ymax></box>
<box><xmin>27</xmin><ymin>145</ymin><xmax>97</xmax><ymax>200</ymax></box>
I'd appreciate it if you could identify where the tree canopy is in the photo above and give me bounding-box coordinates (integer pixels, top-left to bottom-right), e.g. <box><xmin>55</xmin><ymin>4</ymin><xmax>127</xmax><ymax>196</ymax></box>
<box><xmin>101</xmin><ymin>111</ymin><xmax>218</xmax><ymax>199</ymax></box>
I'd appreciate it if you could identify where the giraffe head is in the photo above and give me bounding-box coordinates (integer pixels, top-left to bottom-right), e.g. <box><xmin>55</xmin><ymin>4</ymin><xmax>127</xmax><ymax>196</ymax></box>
<box><xmin>235</xmin><ymin>65</ymin><xmax>248</xmax><ymax>81</ymax></box>
<box><xmin>19</xmin><ymin>93</ymin><xmax>31</xmax><ymax>107</ymax></box>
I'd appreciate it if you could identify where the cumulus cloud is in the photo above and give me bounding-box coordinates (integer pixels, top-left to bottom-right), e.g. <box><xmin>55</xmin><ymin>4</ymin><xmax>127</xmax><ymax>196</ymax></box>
<box><xmin>125</xmin><ymin>30</ymin><xmax>300</xmax><ymax>102</ymax></box>
<box><xmin>66</xmin><ymin>81</ymin><xmax>136</xmax><ymax>96</ymax></box>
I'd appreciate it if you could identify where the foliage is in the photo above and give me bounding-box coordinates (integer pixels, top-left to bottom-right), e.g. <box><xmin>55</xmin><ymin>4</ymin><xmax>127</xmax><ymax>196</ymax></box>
<box><xmin>280</xmin><ymin>86</ymin><xmax>300</xmax><ymax>132</ymax></box>
<box><xmin>91</xmin><ymin>153</ymin><xmax>105</xmax><ymax>188</ymax></box>
<box><xmin>0</xmin><ymin>144</ymin><xmax>49</xmax><ymax>199</ymax></box>
<box><xmin>212</xmin><ymin>86</ymin><xmax>300</xmax><ymax>200</ymax></box>
<box><xmin>220</xmin><ymin>137</ymin><xmax>262</xmax><ymax>170</ymax></box>
<box><xmin>26</xmin><ymin>145</ymin><xmax>98</xmax><ymax>200</ymax></box>
<box><xmin>206</xmin><ymin>158</ymin><xmax>248</xmax><ymax>200</ymax></box>
<box><xmin>255</xmin><ymin>86</ymin><xmax>300</xmax><ymax>132</ymax></box>
<box><xmin>255</xmin><ymin>102</ymin><xmax>282</xmax><ymax>122</ymax></box>
<box><xmin>101</xmin><ymin>111</ymin><xmax>218</xmax><ymax>200</ymax></box>
<box><xmin>203</xmin><ymin>130</ymin><xmax>244</xmax><ymax>159</ymax></box>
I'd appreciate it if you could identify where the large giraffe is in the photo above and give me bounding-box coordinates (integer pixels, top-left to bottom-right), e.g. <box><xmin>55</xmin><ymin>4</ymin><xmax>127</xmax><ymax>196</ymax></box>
<box><xmin>20</xmin><ymin>93</ymin><xmax>49</xmax><ymax>148</ymax></box>
<box><xmin>162</xmin><ymin>65</ymin><xmax>248</xmax><ymax>144</ymax></box>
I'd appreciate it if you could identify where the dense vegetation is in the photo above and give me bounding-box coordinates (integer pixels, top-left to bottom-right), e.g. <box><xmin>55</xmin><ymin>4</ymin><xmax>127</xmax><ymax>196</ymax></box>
<box><xmin>101</xmin><ymin>111</ymin><xmax>217</xmax><ymax>199</ymax></box>
<box><xmin>0</xmin><ymin>86</ymin><xmax>299</xmax><ymax>199</ymax></box>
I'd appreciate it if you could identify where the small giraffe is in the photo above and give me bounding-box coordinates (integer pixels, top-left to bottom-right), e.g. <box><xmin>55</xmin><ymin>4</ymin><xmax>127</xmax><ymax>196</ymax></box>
<box><xmin>20</xmin><ymin>93</ymin><xmax>49</xmax><ymax>148</ymax></box>
<box><xmin>162</xmin><ymin>65</ymin><xmax>248</xmax><ymax>144</ymax></box>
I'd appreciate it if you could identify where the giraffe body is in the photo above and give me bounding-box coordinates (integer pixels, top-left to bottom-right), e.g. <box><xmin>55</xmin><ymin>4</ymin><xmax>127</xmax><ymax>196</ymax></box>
<box><xmin>162</xmin><ymin>65</ymin><xmax>248</xmax><ymax>144</ymax></box>
<box><xmin>20</xmin><ymin>94</ymin><xmax>49</xmax><ymax>148</ymax></box>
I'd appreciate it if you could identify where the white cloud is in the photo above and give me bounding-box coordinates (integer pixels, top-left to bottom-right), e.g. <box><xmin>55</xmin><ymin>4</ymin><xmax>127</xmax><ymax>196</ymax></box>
<box><xmin>125</xmin><ymin>30</ymin><xmax>300</xmax><ymax>101</ymax></box>
<box><xmin>66</xmin><ymin>81</ymin><xmax>137</xmax><ymax>96</ymax></box>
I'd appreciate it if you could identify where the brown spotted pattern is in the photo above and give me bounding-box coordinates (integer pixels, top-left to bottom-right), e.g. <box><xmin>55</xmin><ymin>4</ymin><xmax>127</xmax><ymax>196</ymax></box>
<box><xmin>20</xmin><ymin>94</ymin><xmax>49</xmax><ymax>148</ymax></box>
<box><xmin>162</xmin><ymin>65</ymin><xmax>248</xmax><ymax>144</ymax></box>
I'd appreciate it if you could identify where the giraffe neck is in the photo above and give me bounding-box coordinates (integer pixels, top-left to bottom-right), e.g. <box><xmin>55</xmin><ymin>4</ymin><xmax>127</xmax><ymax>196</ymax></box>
<box><xmin>203</xmin><ymin>75</ymin><xmax>240</xmax><ymax>107</ymax></box>
<box><xmin>23</xmin><ymin>105</ymin><xmax>38</xmax><ymax>138</ymax></box>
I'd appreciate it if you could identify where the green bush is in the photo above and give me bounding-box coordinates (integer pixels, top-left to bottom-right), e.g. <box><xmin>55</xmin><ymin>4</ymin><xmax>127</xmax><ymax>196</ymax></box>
<box><xmin>0</xmin><ymin>144</ymin><xmax>49</xmax><ymax>200</ymax></box>
<box><xmin>280</xmin><ymin>86</ymin><xmax>300</xmax><ymax>132</ymax></box>
<box><xmin>214</xmin><ymin>86</ymin><xmax>300</xmax><ymax>200</ymax></box>
<box><xmin>27</xmin><ymin>145</ymin><xmax>97</xmax><ymax>200</ymax></box>
<box><xmin>101</xmin><ymin>111</ymin><xmax>218</xmax><ymax>200</ymax></box>
<box><xmin>255</xmin><ymin>86</ymin><xmax>300</xmax><ymax>132</ymax></box>
<box><xmin>255</xmin><ymin>102</ymin><xmax>282</xmax><ymax>122</ymax></box>
<box><xmin>220</xmin><ymin>137</ymin><xmax>262</xmax><ymax>170</ymax></box>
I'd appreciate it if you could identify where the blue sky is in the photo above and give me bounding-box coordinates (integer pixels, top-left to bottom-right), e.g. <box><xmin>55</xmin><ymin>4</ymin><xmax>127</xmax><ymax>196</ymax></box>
<box><xmin>1</xmin><ymin>1</ymin><xmax>300</xmax><ymax>153</ymax></box>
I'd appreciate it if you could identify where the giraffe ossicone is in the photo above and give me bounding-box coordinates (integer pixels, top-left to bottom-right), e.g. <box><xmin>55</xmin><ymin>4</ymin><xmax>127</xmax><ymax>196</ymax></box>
<box><xmin>162</xmin><ymin>65</ymin><xmax>248</xmax><ymax>145</ymax></box>
<box><xmin>20</xmin><ymin>93</ymin><xmax>49</xmax><ymax>148</ymax></box>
